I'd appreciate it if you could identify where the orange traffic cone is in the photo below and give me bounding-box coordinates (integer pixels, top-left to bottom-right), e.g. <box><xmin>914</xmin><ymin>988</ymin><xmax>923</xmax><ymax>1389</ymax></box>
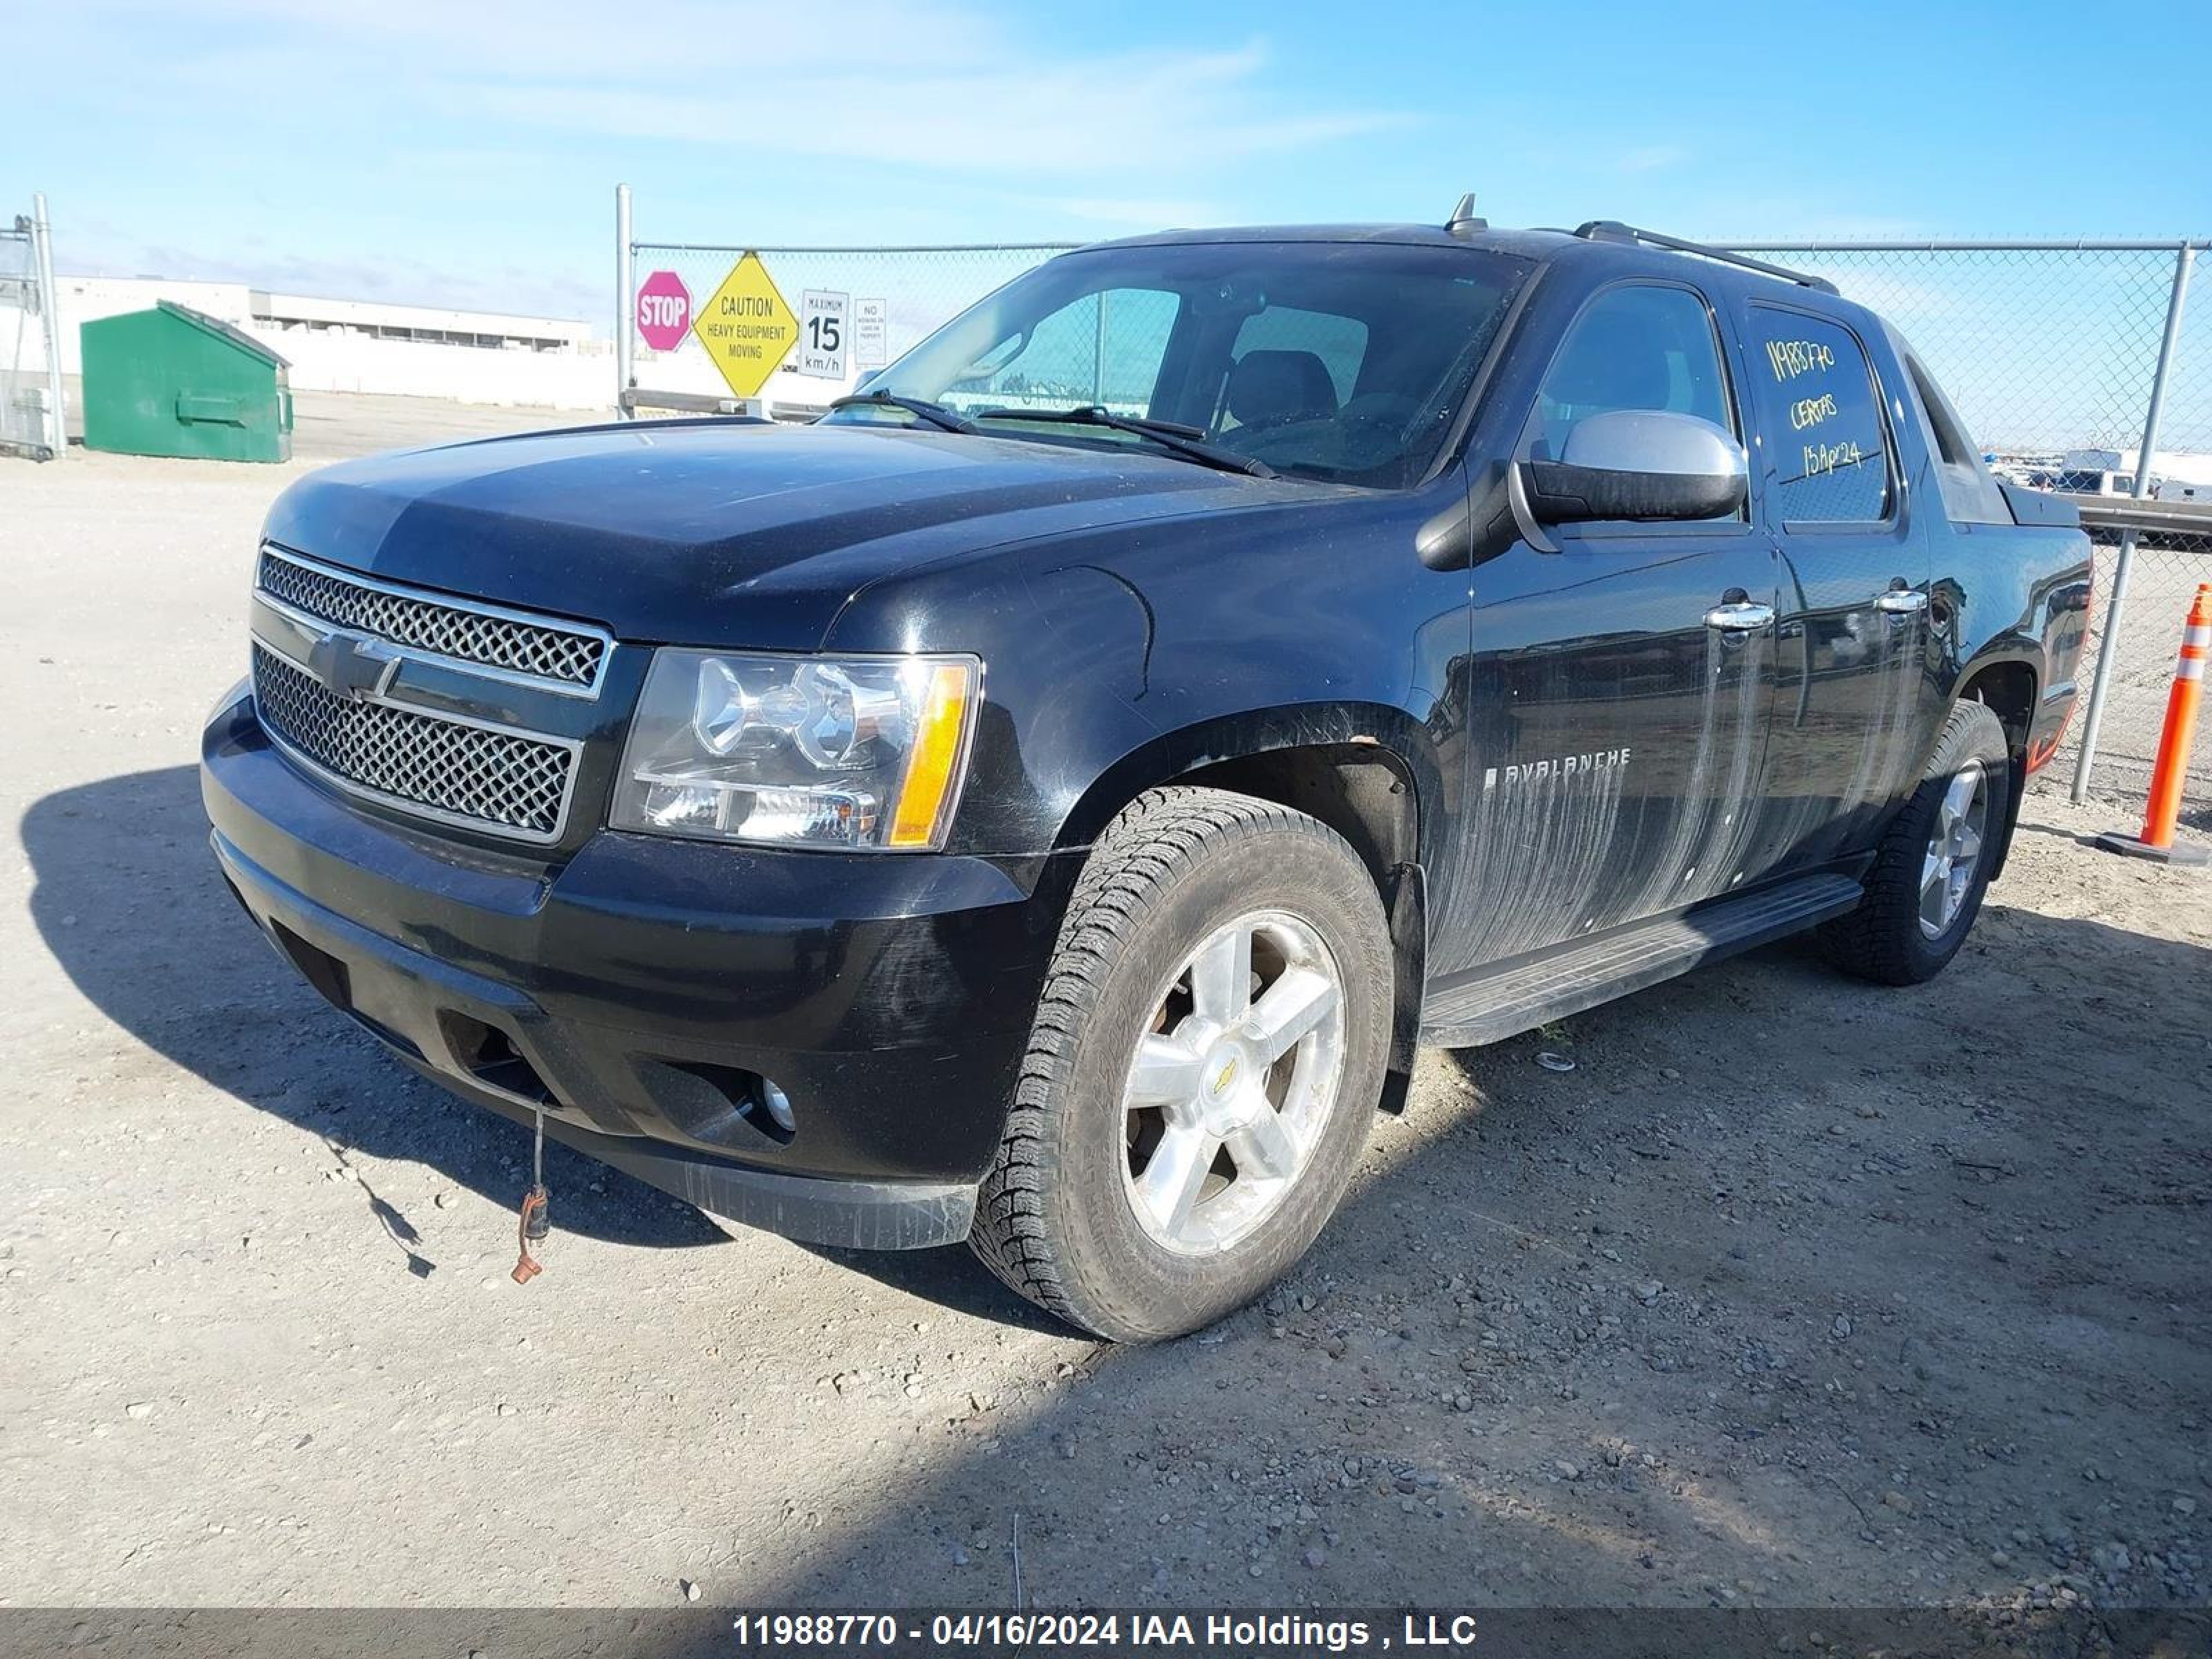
<box><xmin>2097</xmin><ymin>582</ymin><xmax>2211</xmax><ymax>865</ymax></box>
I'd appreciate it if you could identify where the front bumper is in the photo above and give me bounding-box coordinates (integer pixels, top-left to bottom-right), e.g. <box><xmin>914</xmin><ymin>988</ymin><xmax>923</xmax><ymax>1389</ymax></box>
<box><xmin>201</xmin><ymin>689</ymin><xmax>1074</xmax><ymax>1248</ymax></box>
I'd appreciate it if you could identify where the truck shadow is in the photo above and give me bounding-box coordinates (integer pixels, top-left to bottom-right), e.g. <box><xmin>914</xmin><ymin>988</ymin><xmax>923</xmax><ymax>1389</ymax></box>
<box><xmin>704</xmin><ymin>904</ymin><xmax>2212</xmax><ymax>1611</ymax></box>
<box><xmin>21</xmin><ymin>765</ymin><xmax>724</xmax><ymax>1254</ymax></box>
<box><xmin>21</xmin><ymin>767</ymin><xmax>2212</xmax><ymax>1615</ymax></box>
<box><xmin>797</xmin><ymin>1238</ymin><xmax>1070</xmax><ymax>1333</ymax></box>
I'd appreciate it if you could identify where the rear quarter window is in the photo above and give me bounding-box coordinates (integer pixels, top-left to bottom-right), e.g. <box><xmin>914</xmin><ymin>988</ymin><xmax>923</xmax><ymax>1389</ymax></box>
<box><xmin>1900</xmin><ymin>347</ymin><xmax>2012</xmax><ymax>525</ymax></box>
<box><xmin>1746</xmin><ymin>308</ymin><xmax>1892</xmax><ymax>525</ymax></box>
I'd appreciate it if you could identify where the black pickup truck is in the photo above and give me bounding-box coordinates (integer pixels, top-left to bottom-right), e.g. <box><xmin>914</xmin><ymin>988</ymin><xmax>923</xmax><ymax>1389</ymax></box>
<box><xmin>202</xmin><ymin>216</ymin><xmax>2090</xmax><ymax>1340</ymax></box>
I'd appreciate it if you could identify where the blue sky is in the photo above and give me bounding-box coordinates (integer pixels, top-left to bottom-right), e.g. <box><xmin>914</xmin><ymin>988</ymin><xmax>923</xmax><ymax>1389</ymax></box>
<box><xmin>16</xmin><ymin>0</ymin><xmax>2212</xmax><ymax>325</ymax></box>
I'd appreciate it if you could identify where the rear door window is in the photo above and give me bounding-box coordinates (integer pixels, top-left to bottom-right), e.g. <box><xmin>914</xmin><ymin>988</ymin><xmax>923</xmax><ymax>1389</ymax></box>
<box><xmin>1745</xmin><ymin>308</ymin><xmax>1893</xmax><ymax>525</ymax></box>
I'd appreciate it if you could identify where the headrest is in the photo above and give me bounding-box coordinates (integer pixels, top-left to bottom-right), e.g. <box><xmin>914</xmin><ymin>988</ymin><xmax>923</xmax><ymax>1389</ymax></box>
<box><xmin>1228</xmin><ymin>349</ymin><xmax>1339</xmax><ymax>427</ymax></box>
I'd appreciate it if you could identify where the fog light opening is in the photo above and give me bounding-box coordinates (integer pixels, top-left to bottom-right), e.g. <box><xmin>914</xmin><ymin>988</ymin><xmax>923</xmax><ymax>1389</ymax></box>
<box><xmin>440</xmin><ymin>1012</ymin><xmax>556</xmax><ymax>1107</ymax></box>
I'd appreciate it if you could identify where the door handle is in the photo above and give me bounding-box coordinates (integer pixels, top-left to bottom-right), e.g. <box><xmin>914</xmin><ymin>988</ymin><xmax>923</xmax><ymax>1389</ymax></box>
<box><xmin>1874</xmin><ymin>587</ymin><xmax>1929</xmax><ymax>615</ymax></box>
<box><xmin>1705</xmin><ymin>600</ymin><xmax>1777</xmax><ymax>632</ymax></box>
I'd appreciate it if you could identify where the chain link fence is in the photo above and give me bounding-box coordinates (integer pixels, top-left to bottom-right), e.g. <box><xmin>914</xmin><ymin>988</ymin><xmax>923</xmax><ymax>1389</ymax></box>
<box><xmin>1</xmin><ymin>195</ymin><xmax>67</xmax><ymax>461</ymax></box>
<box><xmin>624</xmin><ymin>225</ymin><xmax>2210</xmax><ymax>816</ymax></box>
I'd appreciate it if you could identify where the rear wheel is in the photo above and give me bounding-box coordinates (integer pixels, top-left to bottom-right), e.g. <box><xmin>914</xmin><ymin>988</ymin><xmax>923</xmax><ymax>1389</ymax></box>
<box><xmin>1818</xmin><ymin>700</ymin><xmax>2012</xmax><ymax>986</ymax></box>
<box><xmin>970</xmin><ymin>786</ymin><xmax>1391</xmax><ymax>1341</ymax></box>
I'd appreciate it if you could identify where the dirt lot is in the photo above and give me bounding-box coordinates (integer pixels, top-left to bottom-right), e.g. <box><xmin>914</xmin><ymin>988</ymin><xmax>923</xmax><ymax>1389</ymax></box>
<box><xmin>3</xmin><ymin>403</ymin><xmax>2209</xmax><ymax>1616</ymax></box>
<box><xmin>2056</xmin><ymin>535</ymin><xmax>2212</xmax><ymax>814</ymax></box>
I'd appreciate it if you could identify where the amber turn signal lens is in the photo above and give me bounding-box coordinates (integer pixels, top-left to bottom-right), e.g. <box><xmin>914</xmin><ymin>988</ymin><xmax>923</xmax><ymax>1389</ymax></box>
<box><xmin>888</xmin><ymin>662</ymin><xmax>977</xmax><ymax>849</ymax></box>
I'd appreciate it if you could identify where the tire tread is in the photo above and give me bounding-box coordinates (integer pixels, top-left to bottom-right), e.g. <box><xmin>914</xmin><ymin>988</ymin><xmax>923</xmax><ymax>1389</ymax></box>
<box><xmin>1817</xmin><ymin>700</ymin><xmax>2010</xmax><ymax>986</ymax></box>
<box><xmin>969</xmin><ymin>785</ymin><xmax>1338</xmax><ymax>1329</ymax></box>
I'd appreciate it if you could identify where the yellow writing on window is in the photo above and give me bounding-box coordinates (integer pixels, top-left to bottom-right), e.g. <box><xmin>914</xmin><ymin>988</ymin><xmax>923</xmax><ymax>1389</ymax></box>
<box><xmin>1790</xmin><ymin>391</ymin><xmax>1839</xmax><ymax>431</ymax></box>
<box><xmin>1802</xmin><ymin>438</ymin><xmax>1865</xmax><ymax>477</ymax></box>
<box><xmin>1766</xmin><ymin>338</ymin><xmax>1835</xmax><ymax>381</ymax></box>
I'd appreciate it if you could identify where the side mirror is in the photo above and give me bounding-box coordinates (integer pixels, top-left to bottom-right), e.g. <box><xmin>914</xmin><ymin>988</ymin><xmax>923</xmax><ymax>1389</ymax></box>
<box><xmin>1521</xmin><ymin>410</ymin><xmax>1747</xmax><ymax>527</ymax></box>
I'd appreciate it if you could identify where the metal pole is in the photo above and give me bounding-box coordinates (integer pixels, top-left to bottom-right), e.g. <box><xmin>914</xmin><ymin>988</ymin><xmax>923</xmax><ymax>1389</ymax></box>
<box><xmin>2073</xmin><ymin>242</ymin><xmax>2195</xmax><ymax>802</ymax></box>
<box><xmin>30</xmin><ymin>192</ymin><xmax>64</xmax><ymax>461</ymax></box>
<box><xmin>614</xmin><ymin>183</ymin><xmax>635</xmax><ymax>420</ymax></box>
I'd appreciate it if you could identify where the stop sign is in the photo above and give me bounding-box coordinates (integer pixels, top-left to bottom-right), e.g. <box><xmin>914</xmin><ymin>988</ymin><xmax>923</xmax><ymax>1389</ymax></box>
<box><xmin>635</xmin><ymin>270</ymin><xmax>692</xmax><ymax>352</ymax></box>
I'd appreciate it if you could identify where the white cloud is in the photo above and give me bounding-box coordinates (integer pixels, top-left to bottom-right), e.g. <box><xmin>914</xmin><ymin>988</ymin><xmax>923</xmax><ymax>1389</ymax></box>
<box><xmin>34</xmin><ymin>1</ymin><xmax>1411</xmax><ymax>310</ymax></box>
<box><xmin>1620</xmin><ymin>144</ymin><xmax>1688</xmax><ymax>174</ymax></box>
<box><xmin>468</xmin><ymin>46</ymin><xmax>1409</xmax><ymax>176</ymax></box>
<box><xmin>79</xmin><ymin>1</ymin><xmax>1407</xmax><ymax>179</ymax></box>
<box><xmin>1052</xmin><ymin>197</ymin><xmax>1227</xmax><ymax>228</ymax></box>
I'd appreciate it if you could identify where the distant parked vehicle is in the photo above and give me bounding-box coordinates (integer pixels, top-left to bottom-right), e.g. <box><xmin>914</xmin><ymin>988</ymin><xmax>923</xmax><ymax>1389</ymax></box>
<box><xmin>2056</xmin><ymin>467</ymin><xmax>2159</xmax><ymax>497</ymax></box>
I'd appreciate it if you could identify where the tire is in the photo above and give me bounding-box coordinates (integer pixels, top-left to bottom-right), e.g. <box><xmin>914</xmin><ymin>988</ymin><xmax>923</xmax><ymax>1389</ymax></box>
<box><xmin>970</xmin><ymin>786</ymin><xmax>1392</xmax><ymax>1342</ymax></box>
<box><xmin>1817</xmin><ymin>700</ymin><xmax>2012</xmax><ymax>986</ymax></box>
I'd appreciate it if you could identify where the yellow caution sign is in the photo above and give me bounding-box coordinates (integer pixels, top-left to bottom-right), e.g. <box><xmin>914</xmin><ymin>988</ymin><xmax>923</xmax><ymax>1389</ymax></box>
<box><xmin>692</xmin><ymin>252</ymin><xmax>798</xmax><ymax>398</ymax></box>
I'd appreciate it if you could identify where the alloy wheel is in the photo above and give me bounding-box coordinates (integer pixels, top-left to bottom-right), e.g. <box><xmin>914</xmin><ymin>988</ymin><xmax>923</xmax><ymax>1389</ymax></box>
<box><xmin>1121</xmin><ymin>910</ymin><xmax>1347</xmax><ymax>1255</ymax></box>
<box><xmin>1919</xmin><ymin>760</ymin><xmax>1988</xmax><ymax>939</ymax></box>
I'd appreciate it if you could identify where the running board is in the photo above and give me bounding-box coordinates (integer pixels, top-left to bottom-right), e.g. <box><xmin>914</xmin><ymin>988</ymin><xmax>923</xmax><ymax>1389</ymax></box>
<box><xmin>1418</xmin><ymin>874</ymin><xmax>1862</xmax><ymax>1049</ymax></box>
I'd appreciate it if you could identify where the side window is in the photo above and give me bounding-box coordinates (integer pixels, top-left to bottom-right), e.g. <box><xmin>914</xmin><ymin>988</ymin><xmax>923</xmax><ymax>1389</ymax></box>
<box><xmin>1746</xmin><ymin>308</ymin><xmax>1892</xmax><ymax>524</ymax></box>
<box><xmin>941</xmin><ymin>287</ymin><xmax>1180</xmax><ymax>417</ymax></box>
<box><xmin>1531</xmin><ymin>283</ymin><xmax>1736</xmax><ymax>463</ymax></box>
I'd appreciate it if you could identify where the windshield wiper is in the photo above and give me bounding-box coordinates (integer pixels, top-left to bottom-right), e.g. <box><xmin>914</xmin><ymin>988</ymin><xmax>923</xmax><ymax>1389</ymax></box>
<box><xmin>973</xmin><ymin>405</ymin><xmax>1275</xmax><ymax>479</ymax></box>
<box><xmin>826</xmin><ymin>390</ymin><xmax>977</xmax><ymax>434</ymax></box>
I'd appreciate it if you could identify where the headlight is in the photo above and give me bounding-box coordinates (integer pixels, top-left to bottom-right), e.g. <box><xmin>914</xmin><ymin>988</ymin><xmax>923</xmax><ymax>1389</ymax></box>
<box><xmin>611</xmin><ymin>649</ymin><xmax>982</xmax><ymax>851</ymax></box>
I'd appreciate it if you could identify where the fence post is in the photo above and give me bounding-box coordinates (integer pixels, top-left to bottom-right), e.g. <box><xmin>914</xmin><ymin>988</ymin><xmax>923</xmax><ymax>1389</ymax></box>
<box><xmin>30</xmin><ymin>192</ymin><xmax>64</xmax><ymax>461</ymax></box>
<box><xmin>2072</xmin><ymin>241</ymin><xmax>2197</xmax><ymax>803</ymax></box>
<box><xmin>614</xmin><ymin>183</ymin><xmax>635</xmax><ymax>420</ymax></box>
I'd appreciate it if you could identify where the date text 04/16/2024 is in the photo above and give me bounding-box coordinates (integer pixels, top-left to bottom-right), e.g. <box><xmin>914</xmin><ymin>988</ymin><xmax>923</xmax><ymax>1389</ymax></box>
<box><xmin>726</xmin><ymin>1612</ymin><xmax>1482</xmax><ymax>1651</ymax></box>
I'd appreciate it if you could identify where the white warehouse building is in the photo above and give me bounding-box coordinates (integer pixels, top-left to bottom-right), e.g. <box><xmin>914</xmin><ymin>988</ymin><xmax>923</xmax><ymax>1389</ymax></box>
<box><xmin>40</xmin><ymin>276</ymin><xmax>612</xmax><ymax>410</ymax></box>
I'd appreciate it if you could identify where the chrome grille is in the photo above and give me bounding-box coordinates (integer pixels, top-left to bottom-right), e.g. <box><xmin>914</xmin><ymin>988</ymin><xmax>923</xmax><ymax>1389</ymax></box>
<box><xmin>251</xmin><ymin>644</ymin><xmax>575</xmax><ymax>840</ymax></box>
<box><xmin>257</xmin><ymin>546</ymin><xmax>608</xmax><ymax>691</ymax></box>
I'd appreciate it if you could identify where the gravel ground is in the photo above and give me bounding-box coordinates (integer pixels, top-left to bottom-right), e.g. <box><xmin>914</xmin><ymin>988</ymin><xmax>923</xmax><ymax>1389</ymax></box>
<box><xmin>3</xmin><ymin>406</ymin><xmax>2209</xmax><ymax>1615</ymax></box>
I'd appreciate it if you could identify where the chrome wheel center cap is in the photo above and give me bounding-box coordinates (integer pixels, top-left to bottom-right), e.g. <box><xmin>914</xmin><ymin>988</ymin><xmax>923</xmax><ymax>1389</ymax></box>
<box><xmin>1197</xmin><ymin>1042</ymin><xmax>1252</xmax><ymax>1135</ymax></box>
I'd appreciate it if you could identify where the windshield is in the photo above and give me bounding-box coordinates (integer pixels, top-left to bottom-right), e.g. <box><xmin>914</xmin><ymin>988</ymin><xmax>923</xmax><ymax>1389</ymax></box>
<box><xmin>823</xmin><ymin>241</ymin><xmax>1531</xmax><ymax>488</ymax></box>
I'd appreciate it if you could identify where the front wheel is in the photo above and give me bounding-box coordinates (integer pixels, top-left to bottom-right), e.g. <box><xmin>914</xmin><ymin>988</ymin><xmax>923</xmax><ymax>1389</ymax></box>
<box><xmin>970</xmin><ymin>787</ymin><xmax>1391</xmax><ymax>1341</ymax></box>
<box><xmin>1818</xmin><ymin>699</ymin><xmax>2012</xmax><ymax>986</ymax></box>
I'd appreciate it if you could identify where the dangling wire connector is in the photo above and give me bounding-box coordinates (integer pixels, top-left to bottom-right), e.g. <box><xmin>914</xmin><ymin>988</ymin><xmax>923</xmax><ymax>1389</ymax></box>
<box><xmin>512</xmin><ymin>1105</ymin><xmax>552</xmax><ymax>1284</ymax></box>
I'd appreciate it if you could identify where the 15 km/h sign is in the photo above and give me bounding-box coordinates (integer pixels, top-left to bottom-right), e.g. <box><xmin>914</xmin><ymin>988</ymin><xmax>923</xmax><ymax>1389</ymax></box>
<box><xmin>693</xmin><ymin>252</ymin><xmax>798</xmax><ymax>398</ymax></box>
<box><xmin>799</xmin><ymin>289</ymin><xmax>849</xmax><ymax>379</ymax></box>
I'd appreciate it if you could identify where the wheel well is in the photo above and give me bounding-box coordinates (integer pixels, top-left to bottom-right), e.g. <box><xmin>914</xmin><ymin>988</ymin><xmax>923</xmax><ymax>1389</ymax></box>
<box><xmin>1174</xmin><ymin>744</ymin><xmax>1425</xmax><ymax>1114</ymax></box>
<box><xmin>1962</xmin><ymin>660</ymin><xmax>2036</xmax><ymax>758</ymax></box>
<box><xmin>1176</xmin><ymin>743</ymin><xmax>1418</xmax><ymax>894</ymax></box>
<box><xmin>1959</xmin><ymin>660</ymin><xmax>2037</xmax><ymax>881</ymax></box>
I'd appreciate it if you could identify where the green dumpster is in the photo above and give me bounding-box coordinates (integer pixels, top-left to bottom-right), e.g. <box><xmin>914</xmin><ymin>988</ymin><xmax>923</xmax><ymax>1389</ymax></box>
<box><xmin>80</xmin><ymin>301</ymin><xmax>294</xmax><ymax>462</ymax></box>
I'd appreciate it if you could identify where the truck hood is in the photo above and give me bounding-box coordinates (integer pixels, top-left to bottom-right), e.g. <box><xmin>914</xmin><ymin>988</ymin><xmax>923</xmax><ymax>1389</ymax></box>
<box><xmin>262</xmin><ymin>419</ymin><xmax>1304</xmax><ymax>649</ymax></box>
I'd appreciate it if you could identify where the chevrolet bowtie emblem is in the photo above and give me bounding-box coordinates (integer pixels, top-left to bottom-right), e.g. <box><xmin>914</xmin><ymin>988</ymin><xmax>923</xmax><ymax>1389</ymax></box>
<box><xmin>1212</xmin><ymin>1058</ymin><xmax>1238</xmax><ymax>1094</ymax></box>
<box><xmin>304</xmin><ymin>630</ymin><xmax>402</xmax><ymax>702</ymax></box>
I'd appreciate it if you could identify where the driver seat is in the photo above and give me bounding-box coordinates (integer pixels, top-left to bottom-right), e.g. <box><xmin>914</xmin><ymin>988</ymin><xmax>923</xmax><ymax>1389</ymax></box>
<box><xmin>1226</xmin><ymin>350</ymin><xmax>1338</xmax><ymax>429</ymax></box>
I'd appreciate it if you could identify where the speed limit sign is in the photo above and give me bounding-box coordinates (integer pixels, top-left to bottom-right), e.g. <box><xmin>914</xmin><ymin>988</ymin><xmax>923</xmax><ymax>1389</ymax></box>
<box><xmin>799</xmin><ymin>290</ymin><xmax>850</xmax><ymax>379</ymax></box>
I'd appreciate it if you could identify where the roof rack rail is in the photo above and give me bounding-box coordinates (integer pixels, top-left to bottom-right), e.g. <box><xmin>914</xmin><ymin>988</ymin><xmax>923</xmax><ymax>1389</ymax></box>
<box><xmin>1571</xmin><ymin>221</ymin><xmax>1839</xmax><ymax>294</ymax></box>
